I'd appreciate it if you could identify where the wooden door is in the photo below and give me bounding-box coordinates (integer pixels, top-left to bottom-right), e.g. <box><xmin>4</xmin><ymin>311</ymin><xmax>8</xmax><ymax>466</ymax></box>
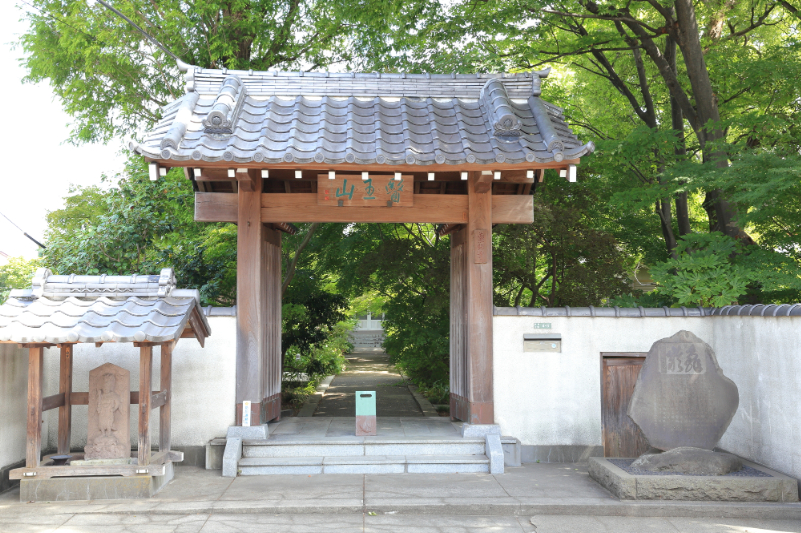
<box><xmin>601</xmin><ymin>354</ymin><xmax>650</xmax><ymax>457</ymax></box>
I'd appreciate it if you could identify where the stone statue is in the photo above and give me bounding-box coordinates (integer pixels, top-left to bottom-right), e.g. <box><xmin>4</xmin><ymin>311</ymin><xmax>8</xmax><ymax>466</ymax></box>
<box><xmin>85</xmin><ymin>363</ymin><xmax>130</xmax><ymax>460</ymax></box>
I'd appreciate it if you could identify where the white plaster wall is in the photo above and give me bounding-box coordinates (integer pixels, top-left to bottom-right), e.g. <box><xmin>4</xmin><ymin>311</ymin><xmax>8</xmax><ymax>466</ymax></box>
<box><xmin>493</xmin><ymin>315</ymin><xmax>711</xmax><ymax>449</ymax></box>
<box><xmin>493</xmin><ymin>314</ymin><xmax>801</xmax><ymax>479</ymax></box>
<box><xmin>0</xmin><ymin>344</ymin><xmax>29</xmax><ymax>469</ymax></box>
<box><xmin>713</xmin><ymin>317</ymin><xmax>801</xmax><ymax>480</ymax></box>
<box><xmin>42</xmin><ymin>316</ymin><xmax>236</xmax><ymax>451</ymax></box>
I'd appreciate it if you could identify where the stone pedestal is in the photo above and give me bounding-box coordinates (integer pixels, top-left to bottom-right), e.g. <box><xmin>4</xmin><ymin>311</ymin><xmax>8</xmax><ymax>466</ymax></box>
<box><xmin>589</xmin><ymin>457</ymin><xmax>799</xmax><ymax>502</ymax></box>
<box><xmin>20</xmin><ymin>463</ymin><xmax>175</xmax><ymax>502</ymax></box>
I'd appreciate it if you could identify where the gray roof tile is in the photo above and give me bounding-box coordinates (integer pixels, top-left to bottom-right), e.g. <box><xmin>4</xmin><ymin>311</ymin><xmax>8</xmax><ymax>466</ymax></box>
<box><xmin>133</xmin><ymin>68</ymin><xmax>594</xmax><ymax>167</ymax></box>
<box><xmin>0</xmin><ymin>269</ymin><xmax>211</xmax><ymax>345</ymax></box>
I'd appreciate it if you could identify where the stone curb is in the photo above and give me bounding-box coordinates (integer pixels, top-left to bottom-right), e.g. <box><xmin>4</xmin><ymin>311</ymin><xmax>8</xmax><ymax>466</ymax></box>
<box><xmin>51</xmin><ymin>499</ymin><xmax>801</xmax><ymax>519</ymax></box>
<box><xmin>296</xmin><ymin>375</ymin><xmax>335</xmax><ymax>417</ymax></box>
<box><xmin>406</xmin><ymin>383</ymin><xmax>439</xmax><ymax>417</ymax></box>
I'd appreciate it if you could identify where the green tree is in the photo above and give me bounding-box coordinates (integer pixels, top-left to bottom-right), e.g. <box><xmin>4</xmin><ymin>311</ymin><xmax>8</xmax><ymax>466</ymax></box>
<box><xmin>493</xmin><ymin>179</ymin><xmax>630</xmax><ymax>307</ymax></box>
<box><xmin>19</xmin><ymin>0</ymin><xmax>396</xmax><ymax>143</ymax></box>
<box><xmin>0</xmin><ymin>257</ymin><xmax>42</xmax><ymax>302</ymax></box>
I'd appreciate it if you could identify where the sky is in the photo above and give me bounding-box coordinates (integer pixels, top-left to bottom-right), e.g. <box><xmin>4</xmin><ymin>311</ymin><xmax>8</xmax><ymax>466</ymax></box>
<box><xmin>0</xmin><ymin>2</ymin><xmax>126</xmax><ymax>261</ymax></box>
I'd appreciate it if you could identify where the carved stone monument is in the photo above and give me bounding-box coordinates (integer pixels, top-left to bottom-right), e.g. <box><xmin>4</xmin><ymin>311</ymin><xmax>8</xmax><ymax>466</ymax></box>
<box><xmin>84</xmin><ymin>363</ymin><xmax>131</xmax><ymax>460</ymax></box>
<box><xmin>628</xmin><ymin>330</ymin><xmax>739</xmax><ymax>451</ymax></box>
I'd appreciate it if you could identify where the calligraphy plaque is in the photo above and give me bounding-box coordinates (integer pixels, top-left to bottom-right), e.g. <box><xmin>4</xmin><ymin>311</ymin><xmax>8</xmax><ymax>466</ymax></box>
<box><xmin>474</xmin><ymin>229</ymin><xmax>488</xmax><ymax>264</ymax></box>
<box><xmin>628</xmin><ymin>330</ymin><xmax>739</xmax><ymax>451</ymax></box>
<box><xmin>317</xmin><ymin>174</ymin><xmax>414</xmax><ymax>207</ymax></box>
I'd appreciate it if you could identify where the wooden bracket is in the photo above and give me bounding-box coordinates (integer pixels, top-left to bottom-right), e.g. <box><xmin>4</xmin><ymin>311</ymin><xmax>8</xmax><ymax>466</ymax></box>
<box><xmin>475</xmin><ymin>171</ymin><xmax>493</xmax><ymax>193</ymax></box>
<box><xmin>237</xmin><ymin>168</ymin><xmax>261</xmax><ymax>192</ymax></box>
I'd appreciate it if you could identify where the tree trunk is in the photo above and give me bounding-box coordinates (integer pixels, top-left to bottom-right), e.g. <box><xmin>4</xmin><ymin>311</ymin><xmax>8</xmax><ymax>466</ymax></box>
<box><xmin>673</xmin><ymin>0</ymin><xmax>741</xmax><ymax>239</ymax></box>
<box><xmin>665</xmin><ymin>31</ymin><xmax>692</xmax><ymax>237</ymax></box>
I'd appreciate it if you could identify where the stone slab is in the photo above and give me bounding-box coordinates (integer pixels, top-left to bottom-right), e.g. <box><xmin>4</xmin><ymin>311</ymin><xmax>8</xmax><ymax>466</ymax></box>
<box><xmin>628</xmin><ymin>330</ymin><xmax>739</xmax><ymax>451</ymax></box>
<box><xmin>461</xmin><ymin>423</ymin><xmax>501</xmax><ymax>438</ymax></box>
<box><xmin>324</xmin><ymin>463</ymin><xmax>405</xmax><ymax>474</ymax></box>
<box><xmin>589</xmin><ymin>457</ymin><xmax>799</xmax><ymax>502</ymax></box>
<box><xmin>227</xmin><ymin>425</ymin><xmax>269</xmax><ymax>440</ymax></box>
<box><xmin>364</xmin><ymin>441</ymin><xmax>485</xmax><ymax>456</ymax></box>
<box><xmin>19</xmin><ymin>462</ymin><xmax>174</xmax><ymax>502</ymax></box>
<box><xmin>407</xmin><ymin>463</ymin><xmax>489</xmax><ymax>474</ymax></box>
<box><xmin>501</xmin><ymin>437</ymin><xmax>521</xmax><ymax>467</ymax></box>
<box><xmin>239</xmin><ymin>465</ymin><xmax>323</xmax><ymax>475</ymax></box>
<box><xmin>205</xmin><ymin>438</ymin><xmax>225</xmax><ymax>469</ymax></box>
<box><xmin>486</xmin><ymin>434</ymin><xmax>505</xmax><ymax>474</ymax></box>
<box><xmin>222</xmin><ymin>437</ymin><xmax>242</xmax><ymax>478</ymax></box>
<box><xmin>521</xmin><ymin>445</ymin><xmax>604</xmax><ymax>464</ymax></box>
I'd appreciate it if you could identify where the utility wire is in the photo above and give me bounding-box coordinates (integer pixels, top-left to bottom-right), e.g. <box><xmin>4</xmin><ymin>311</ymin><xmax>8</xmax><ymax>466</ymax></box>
<box><xmin>93</xmin><ymin>0</ymin><xmax>181</xmax><ymax>62</ymax></box>
<box><xmin>0</xmin><ymin>210</ymin><xmax>46</xmax><ymax>250</ymax></box>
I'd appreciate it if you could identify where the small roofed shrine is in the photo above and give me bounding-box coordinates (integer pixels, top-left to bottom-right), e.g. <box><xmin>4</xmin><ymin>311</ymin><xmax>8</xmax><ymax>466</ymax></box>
<box><xmin>131</xmin><ymin>64</ymin><xmax>594</xmax><ymax>427</ymax></box>
<box><xmin>0</xmin><ymin>268</ymin><xmax>210</xmax><ymax>492</ymax></box>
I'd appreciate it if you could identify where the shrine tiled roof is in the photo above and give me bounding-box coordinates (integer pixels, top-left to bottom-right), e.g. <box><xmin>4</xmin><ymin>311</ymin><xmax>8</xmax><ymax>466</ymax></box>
<box><xmin>131</xmin><ymin>66</ymin><xmax>594</xmax><ymax>167</ymax></box>
<box><xmin>0</xmin><ymin>268</ymin><xmax>210</xmax><ymax>345</ymax></box>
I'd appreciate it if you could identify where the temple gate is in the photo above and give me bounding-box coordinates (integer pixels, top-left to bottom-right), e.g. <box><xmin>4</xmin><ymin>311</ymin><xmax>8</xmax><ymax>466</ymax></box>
<box><xmin>132</xmin><ymin>65</ymin><xmax>594</xmax><ymax>426</ymax></box>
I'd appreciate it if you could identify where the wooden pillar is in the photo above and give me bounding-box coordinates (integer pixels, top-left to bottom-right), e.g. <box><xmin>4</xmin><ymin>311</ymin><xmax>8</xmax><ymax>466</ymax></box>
<box><xmin>26</xmin><ymin>346</ymin><xmax>44</xmax><ymax>468</ymax></box>
<box><xmin>57</xmin><ymin>344</ymin><xmax>73</xmax><ymax>455</ymax></box>
<box><xmin>138</xmin><ymin>344</ymin><xmax>152</xmax><ymax>465</ymax></box>
<box><xmin>262</xmin><ymin>226</ymin><xmax>282</xmax><ymax>422</ymax></box>
<box><xmin>450</xmin><ymin>228</ymin><xmax>468</xmax><ymax>422</ymax></box>
<box><xmin>236</xmin><ymin>170</ymin><xmax>265</xmax><ymax>425</ymax></box>
<box><xmin>159</xmin><ymin>342</ymin><xmax>173</xmax><ymax>452</ymax></box>
<box><xmin>464</xmin><ymin>172</ymin><xmax>494</xmax><ymax>424</ymax></box>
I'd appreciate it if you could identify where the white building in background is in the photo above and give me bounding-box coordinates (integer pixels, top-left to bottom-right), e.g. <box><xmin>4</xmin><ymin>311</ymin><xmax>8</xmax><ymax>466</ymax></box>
<box><xmin>350</xmin><ymin>311</ymin><xmax>386</xmax><ymax>350</ymax></box>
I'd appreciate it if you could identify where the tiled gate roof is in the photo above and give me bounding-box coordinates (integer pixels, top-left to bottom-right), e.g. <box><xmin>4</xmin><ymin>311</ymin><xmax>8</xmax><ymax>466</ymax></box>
<box><xmin>132</xmin><ymin>67</ymin><xmax>594</xmax><ymax>167</ymax></box>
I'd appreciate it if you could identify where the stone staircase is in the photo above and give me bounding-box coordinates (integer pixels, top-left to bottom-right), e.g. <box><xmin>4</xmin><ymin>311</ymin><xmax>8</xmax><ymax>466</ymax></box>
<box><xmin>238</xmin><ymin>437</ymin><xmax>490</xmax><ymax>475</ymax></box>
<box><xmin>210</xmin><ymin>420</ymin><xmax>520</xmax><ymax>476</ymax></box>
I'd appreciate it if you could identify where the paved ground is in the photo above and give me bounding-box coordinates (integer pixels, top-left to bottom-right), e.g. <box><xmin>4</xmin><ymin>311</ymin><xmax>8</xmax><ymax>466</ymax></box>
<box><xmin>313</xmin><ymin>351</ymin><xmax>423</xmax><ymax>417</ymax></box>
<box><xmin>1</xmin><ymin>464</ymin><xmax>799</xmax><ymax>532</ymax></box>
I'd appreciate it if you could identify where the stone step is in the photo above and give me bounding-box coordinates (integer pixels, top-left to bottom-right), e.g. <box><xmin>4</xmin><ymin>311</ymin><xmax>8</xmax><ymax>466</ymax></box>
<box><xmin>237</xmin><ymin>454</ymin><xmax>490</xmax><ymax>475</ymax></box>
<box><xmin>242</xmin><ymin>438</ymin><xmax>486</xmax><ymax>458</ymax></box>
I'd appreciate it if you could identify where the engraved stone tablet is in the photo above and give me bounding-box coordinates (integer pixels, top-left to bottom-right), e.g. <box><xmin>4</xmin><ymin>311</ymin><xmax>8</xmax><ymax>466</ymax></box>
<box><xmin>84</xmin><ymin>363</ymin><xmax>131</xmax><ymax>460</ymax></box>
<box><xmin>628</xmin><ymin>330</ymin><xmax>738</xmax><ymax>451</ymax></box>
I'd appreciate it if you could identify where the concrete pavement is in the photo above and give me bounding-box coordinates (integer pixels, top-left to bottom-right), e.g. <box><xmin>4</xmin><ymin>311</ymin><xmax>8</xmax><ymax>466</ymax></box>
<box><xmin>313</xmin><ymin>351</ymin><xmax>423</xmax><ymax>417</ymax></box>
<box><xmin>1</xmin><ymin>463</ymin><xmax>800</xmax><ymax>532</ymax></box>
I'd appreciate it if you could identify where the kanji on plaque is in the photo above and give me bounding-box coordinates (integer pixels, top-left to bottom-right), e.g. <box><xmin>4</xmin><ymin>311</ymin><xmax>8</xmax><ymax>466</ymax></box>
<box><xmin>317</xmin><ymin>174</ymin><xmax>414</xmax><ymax>206</ymax></box>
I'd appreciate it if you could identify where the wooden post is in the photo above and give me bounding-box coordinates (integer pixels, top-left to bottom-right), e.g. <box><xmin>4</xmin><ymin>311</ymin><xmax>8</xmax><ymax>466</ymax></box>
<box><xmin>262</xmin><ymin>226</ymin><xmax>282</xmax><ymax>422</ymax></box>
<box><xmin>26</xmin><ymin>347</ymin><xmax>44</xmax><ymax>468</ymax></box>
<box><xmin>138</xmin><ymin>344</ymin><xmax>153</xmax><ymax>465</ymax></box>
<box><xmin>57</xmin><ymin>344</ymin><xmax>73</xmax><ymax>455</ymax></box>
<box><xmin>236</xmin><ymin>171</ymin><xmax>265</xmax><ymax>425</ymax></box>
<box><xmin>464</xmin><ymin>172</ymin><xmax>494</xmax><ymax>424</ymax></box>
<box><xmin>159</xmin><ymin>342</ymin><xmax>173</xmax><ymax>453</ymax></box>
<box><xmin>450</xmin><ymin>228</ymin><xmax>468</xmax><ymax>422</ymax></box>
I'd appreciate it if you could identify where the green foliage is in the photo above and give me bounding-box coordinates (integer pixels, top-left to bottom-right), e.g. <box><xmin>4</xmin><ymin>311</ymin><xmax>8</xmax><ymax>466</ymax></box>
<box><xmin>43</xmin><ymin>157</ymin><xmax>238</xmax><ymax>305</ymax></box>
<box><xmin>284</xmin><ymin>314</ymin><xmax>352</xmax><ymax>383</ymax></box>
<box><xmin>19</xmin><ymin>0</ymin><xmax>398</xmax><ymax>143</ymax></box>
<box><xmin>0</xmin><ymin>257</ymin><xmax>41</xmax><ymax>303</ymax></box>
<box><xmin>318</xmin><ymin>223</ymin><xmax>451</xmax><ymax>388</ymax></box>
<box><xmin>493</xmin><ymin>178</ymin><xmax>630</xmax><ymax>307</ymax></box>
<box><xmin>649</xmin><ymin>234</ymin><xmax>751</xmax><ymax>307</ymax></box>
<box><xmin>281</xmin><ymin>288</ymin><xmax>349</xmax><ymax>360</ymax></box>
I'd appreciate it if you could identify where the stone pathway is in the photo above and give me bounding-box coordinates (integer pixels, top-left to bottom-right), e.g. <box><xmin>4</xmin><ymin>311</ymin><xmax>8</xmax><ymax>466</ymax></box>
<box><xmin>313</xmin><ymin>350</ymin><xmax>423</xmax><ymax>417</ymax></box>
<box><xmin>2</xmin><ymin>464</ymin><xmax>800</xmax><ymax>532</ymax></box>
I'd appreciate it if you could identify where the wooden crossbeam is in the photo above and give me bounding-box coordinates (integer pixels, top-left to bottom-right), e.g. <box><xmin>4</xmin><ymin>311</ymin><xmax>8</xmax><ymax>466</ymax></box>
<box><xmin>42</xmin><ymin>393</ymin><xmax>65</xmax><ymax>412</ymax></box>
<box><xmin>194</xmin><ymin>193</ymin><xmax>533</xmax><ymax>224</ymax></box>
